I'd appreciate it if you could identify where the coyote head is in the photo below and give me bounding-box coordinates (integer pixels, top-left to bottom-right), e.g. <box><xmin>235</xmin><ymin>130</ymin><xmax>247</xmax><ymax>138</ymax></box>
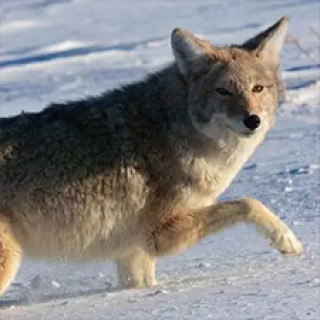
<box><xmin>171</xmin><ymin>18</ymin><xmax>288</xmax><ymax>138</ymax></box>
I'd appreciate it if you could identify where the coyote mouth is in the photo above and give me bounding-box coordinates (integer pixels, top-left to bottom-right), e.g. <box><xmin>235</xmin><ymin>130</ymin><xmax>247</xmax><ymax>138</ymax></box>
<box><xmin>225</xmin><ymin>122</ymin><xmax>256</xmax><ymax>137</ymax></box>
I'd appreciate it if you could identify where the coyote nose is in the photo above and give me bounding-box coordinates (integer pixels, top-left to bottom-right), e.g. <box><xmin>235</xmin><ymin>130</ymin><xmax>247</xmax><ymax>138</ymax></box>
<box><xmin>243</xmin><ymin>114</ymin><xmax>261</xmax><ymax>131</ymax></box>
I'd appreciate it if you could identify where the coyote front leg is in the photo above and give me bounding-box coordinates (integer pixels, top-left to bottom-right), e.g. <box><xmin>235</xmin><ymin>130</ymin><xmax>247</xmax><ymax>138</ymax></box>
<box><xmin>144</xmin><ymin>198</ymin><xmax>303</xmax><ymax>257</ymax></box>
<box><xmin>116</xmin><ymin>247</ymin><xmax>156</xmax><ymax>288</ymax></box>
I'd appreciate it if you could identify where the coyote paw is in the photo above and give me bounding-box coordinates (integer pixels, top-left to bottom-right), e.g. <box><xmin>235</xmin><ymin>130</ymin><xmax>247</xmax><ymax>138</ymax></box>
<box><xmin>272</xmin><ymin>229</ymin><xmax>303</xmax><ymax>255</ymax></box>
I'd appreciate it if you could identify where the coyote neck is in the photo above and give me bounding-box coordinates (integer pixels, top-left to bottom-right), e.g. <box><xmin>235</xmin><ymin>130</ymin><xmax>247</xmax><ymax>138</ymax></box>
<box><xmin>183</xmin><ymin>128</ymin><xmax>265</xmax><ymax>207</ymax></box>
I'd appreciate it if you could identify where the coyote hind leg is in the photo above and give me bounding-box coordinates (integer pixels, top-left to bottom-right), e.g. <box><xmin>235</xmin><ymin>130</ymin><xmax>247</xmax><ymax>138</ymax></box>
<box><xmin>0</xmin><ymin>215</ymin><xmax>22</xmax><ymax>296</ymax></box>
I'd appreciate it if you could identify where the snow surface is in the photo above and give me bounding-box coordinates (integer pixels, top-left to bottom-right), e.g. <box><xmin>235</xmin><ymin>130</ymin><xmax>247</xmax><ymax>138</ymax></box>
<box><xmin>0</xmin><ymin>0</ymin><xmax>319</xmax><ymax>319</ymax></box>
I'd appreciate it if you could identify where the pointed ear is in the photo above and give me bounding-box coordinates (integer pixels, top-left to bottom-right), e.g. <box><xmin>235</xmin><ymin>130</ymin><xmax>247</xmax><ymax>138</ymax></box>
<box><xmin>171</xmin><ymin>28</ymin><xmax>210</xmax><ymax>77</ymax></box>
<box><xmin>242</xmin><ymin>17</ymin><xmax>289</xmax><ymax>65</ymax></box>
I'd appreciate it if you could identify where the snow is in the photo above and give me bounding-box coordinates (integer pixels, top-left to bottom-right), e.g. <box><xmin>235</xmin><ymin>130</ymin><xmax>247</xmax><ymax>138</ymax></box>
<box><xmin>0</xmin><ymin>0</ymin><xmax>319</xmax><ymax>319</ymax></box>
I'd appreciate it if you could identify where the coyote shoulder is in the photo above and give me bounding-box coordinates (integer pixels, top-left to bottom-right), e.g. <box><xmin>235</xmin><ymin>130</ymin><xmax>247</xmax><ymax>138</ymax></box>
<box><xmin>0</xmin><ymin>17</ymin><xmax>302</xmax><ymax>294</ymax></box>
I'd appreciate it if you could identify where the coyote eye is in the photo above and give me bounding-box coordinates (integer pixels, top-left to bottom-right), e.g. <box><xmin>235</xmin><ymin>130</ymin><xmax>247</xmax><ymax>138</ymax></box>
<box><xmin>216</xmin><ymin>88</ymin><xmax>231</xmax><ymax>96</ymax></box>
<box><xmin>252</xmin><ymin>85</ymin><xmax>264</xmax><ymax>93</ymax></box>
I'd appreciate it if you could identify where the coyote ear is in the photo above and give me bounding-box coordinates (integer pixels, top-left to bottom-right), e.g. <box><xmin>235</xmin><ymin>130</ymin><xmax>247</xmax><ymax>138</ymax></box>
<box><xmin>242</xmin><ymin>17</ymin><xmax>288</xmax><ymax>65</ymax></box>
<box><xmin>171</xmin><ymin>28</ymin><xmax>209</xmax><ymax>77</ymax></box>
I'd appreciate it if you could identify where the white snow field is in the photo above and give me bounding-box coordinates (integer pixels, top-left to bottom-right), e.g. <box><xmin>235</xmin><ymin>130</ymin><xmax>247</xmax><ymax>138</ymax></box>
<box><xmin>0</xmin><ymin>0</ymin><xmax>319</xmax><ymax>319</ymax></box>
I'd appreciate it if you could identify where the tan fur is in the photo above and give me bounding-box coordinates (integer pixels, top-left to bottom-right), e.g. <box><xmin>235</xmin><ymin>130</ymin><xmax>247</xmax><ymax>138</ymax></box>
<box><xmin>0</xmin><ymin>17</ymin><xmax>302</xmax><ymax>294</ymax></box>
<box><xmin>0</xmin><ymin>215</ymin><xmax>22</xmax><ymax>295</ymax></box>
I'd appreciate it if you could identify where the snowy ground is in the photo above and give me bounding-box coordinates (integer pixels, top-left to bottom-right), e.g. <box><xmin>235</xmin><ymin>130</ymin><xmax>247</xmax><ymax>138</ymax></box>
<box><xmin>0</xmin><ymin>0</ymin><xmax>319</xmax><ymax>319</ymax></box>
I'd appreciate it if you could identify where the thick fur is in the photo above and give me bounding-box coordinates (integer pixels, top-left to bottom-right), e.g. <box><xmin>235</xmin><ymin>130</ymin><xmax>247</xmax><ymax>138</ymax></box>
<box><xmin>0</xmin><ymin>18</ymin><xmax>302</xmax><ymax>294</ymax></box>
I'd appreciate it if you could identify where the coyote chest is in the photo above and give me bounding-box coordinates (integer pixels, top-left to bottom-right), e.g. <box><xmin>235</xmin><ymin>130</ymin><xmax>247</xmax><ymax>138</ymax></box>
<box><xmin>183</xmin><ymin>131</ymin><xmax>265</xmax><ymax>208</ymax></box>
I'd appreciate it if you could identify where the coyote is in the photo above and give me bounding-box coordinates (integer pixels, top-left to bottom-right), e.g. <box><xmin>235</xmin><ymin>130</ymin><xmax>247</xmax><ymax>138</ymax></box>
<box><xmin>0</xmin><ymin>17</ymin><xmax>302</xmax><ymax>294</ymax></box>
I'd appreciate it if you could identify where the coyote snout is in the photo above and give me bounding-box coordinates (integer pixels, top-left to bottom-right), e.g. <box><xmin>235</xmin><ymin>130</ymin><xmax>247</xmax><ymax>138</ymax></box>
<box><xmin>226</xmin><ymin>112</ymin><xmax>263</xmax><ymax>136</ymax></box>
<box><xmin>226</xmin><ymin>107</ymin><xmax>266</xmax><ymax>136</ymax></box>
